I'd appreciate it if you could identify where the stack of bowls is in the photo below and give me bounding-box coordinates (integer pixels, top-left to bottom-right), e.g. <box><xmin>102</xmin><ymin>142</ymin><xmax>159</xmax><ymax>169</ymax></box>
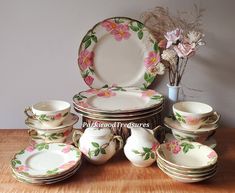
<box><xmin>11</xmin><ymin>143</ymin><xmax>82</xmax><ymax>185</ymax></box>
<box><xmin>73</xmin><ymin>87</ymin><xmax>164</xmax><ymax>140</ymax></box>
<box><xmin>24</xmin><ymin>100</ymin><xmax>78</xmax><ymax>144</ymax></box>
<box><xmin>156</xmin><ymin>140</ymin><xmax>218</xmax><ymax>183</ymax></box>
<box><xmin>164</xmin><ymin>101</ymin><xmax>220</xmax><ymax>146</ymax></box>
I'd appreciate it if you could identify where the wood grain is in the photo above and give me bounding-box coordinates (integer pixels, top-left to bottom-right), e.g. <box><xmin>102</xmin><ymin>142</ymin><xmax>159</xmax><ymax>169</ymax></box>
<box><xmin>0</xmin><ymin>129</ymin><xmax>235</xmax><ymax>193</ymax></box>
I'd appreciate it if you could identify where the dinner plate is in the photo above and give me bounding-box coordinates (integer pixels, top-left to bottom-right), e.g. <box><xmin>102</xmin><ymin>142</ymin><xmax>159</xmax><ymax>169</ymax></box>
<box><xmin>78</xmin><ymin>17</ymin><xmax>162</xmax><ymax>89</ymax></box>
<box><xmin>73</xmin><ymin>87</ymin><xmax>164</xmax><ymax>113</ymax></box>
<box><xmin>25</xmin><ymin>113</ymin><xmax>78</xmax><ymax>130</ymax></box>
<box><xmin>11</xmin><ymin>143</ymin><xmax>81</xmax><ymax>178</ymax></box>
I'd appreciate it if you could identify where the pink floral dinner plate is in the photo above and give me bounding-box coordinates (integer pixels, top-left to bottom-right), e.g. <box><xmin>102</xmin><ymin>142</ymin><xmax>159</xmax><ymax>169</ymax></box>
<box><xmin>11</xmin><ymin>143</ymin><xmax>81</xmax><ymax>178</ymax></box>
<box><xmin>73</xmin><ymin>87</ymin><xmax>164</xmax><ymax>113</ymax></box>
<box><xmin>78</xmin><ymin>17</ymin><xmax>163</xmax><ymax>89</ymax></box>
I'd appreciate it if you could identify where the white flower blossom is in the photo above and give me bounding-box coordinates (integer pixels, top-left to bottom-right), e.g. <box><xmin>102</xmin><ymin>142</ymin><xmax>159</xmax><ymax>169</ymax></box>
<box><xmin>161</xmin><ymin>49</ymin><xmax>177</xmax><ymax>64</ymax></box>
<box><xmin>156</xmin><ymin>62</ymin><xmax>165</xmax><ymax>75</ymax></box>
<box><xmin>187</xmin><ymin>31</ymin><xmax>205</xmax><ymax>46</ymax></box>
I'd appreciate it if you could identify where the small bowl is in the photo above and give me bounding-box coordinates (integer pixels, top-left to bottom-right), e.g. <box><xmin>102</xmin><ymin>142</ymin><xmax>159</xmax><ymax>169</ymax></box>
<box><xmin>173</xmin><ymin>101</ymin><xmax>219</xmax><ymax>130</ymax></box>
<box><xmin>156</xmin><ymin>140</ymin><xmax>218</xmax><ymax>170</ymax></box>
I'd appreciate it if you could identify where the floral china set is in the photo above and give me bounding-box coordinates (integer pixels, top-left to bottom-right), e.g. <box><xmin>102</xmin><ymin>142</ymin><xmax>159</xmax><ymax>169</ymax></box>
<box><xmin>11</xmin><ymin>17</ymin><xmax>220</xmax><ymax>184</ymax></box>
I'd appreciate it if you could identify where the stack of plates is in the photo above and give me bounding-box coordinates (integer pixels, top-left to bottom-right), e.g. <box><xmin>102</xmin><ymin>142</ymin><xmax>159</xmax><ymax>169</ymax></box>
<box><xmin>11</xmin><ymin>143</ymin><xmax>82</xmax><ymax>185</ymax></box>
<box><xmin>156</xmin><ymin>140</ymin><xmax>218</xmax><ymax>183</ymax></box>
<box><xmin>74</xmin><ymin>17</ymin><xmax>165</xmax><ymax>138</ymax></box>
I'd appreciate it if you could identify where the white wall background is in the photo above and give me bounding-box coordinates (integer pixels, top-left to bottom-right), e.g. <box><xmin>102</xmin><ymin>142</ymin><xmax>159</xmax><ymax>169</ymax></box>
<box><xmin>0</xmin><ymin>0</ymin><xmax>234</xmax><ymax>128</ymax></box>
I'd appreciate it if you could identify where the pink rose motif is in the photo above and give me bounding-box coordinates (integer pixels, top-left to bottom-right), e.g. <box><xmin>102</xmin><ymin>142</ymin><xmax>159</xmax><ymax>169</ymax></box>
<box><xmin>166</xmin><ymin>140</ymin><xmax>181</xmax><ymax>154</ymax></box>
<box><xmin>16</xmin><ymin>165</ymin><xmax>29</xmax><ymax>172</ymax></box>
<box><xmin>62</xmin><ymin>145</ymin><xmax>71</xmax><ymax>153</ymax></box>
<box><xmin>86</xmin><ymin>88</ymin><xmax>99</xmax><ymax>94</ymax></box>
<box><xmin>164</xmin><ymin>28</ymin><xmax>182</xmax><ymax>48</ymax></box>
<box><xmin>53</xmin><ymin>113</ymin><xmax>62</xmax><ymax>120</ymax></box>
<box><xmin>63</xmin><ymin>129</ymin><xmax>71</xmax><ymax>137</ymax></box>
<box><xmin>173</xmin><ymin>43</ymin><xmax>195</xmax><ymax>58</ymax></box>
<box><xmin>141</xmin><ymin>90</ymin><xmax>157</xmax><ymax>98</ymax></box>
<box><xmin>77</xmin><ymin>101</ymin><xmax>89</xmax><ymax>108</ymax></box>
<box><xmin>144</xmin><ymin>51</ymin><xmax>160</xmax><ymax>68</ymax></box>
<box><xmin>101</xmin><ymin>20</ymin><xmax>118</xmax><ymax>32</ymax></box>
<box><xmin>186</xmin><ymin>116</ymin><xmax>200</xmax><ymax>125</ymax></box>
<box><xmin>26</xmin><ymin>142</ymin><xmax>36</xmax><ymax>152</ymax></box>
<box><xmin>207</xmin><ymin>151</ymin><xmax>217</xmax><ymax>159</ymax></box>
<box><xmin>97</xmin><ymin>89</ymin><xmax>116</xmax><ymax>98</ymax></box>
<box><xmin>151</xmin><ymin>142</ymin><xmax>159</xmax><ymax>152</ymax></box>
<box><xmin>78</xmin><ymin>50</ymin><xmax>94</xmax><ymax>71</ymax></box>
<box><xmin>111</xmin><ymin>24</ymin><xmax>131</xmax><ymax>41</ymax></box>
<box><xmin>59</xmin><ymin>161</ymin><xmax>76</xmax><ymax>170</ymax></box>
<box><xmin>84</xmin><ymin>75</ymin><xmax>94</xmax><ymax>86</ymax></box>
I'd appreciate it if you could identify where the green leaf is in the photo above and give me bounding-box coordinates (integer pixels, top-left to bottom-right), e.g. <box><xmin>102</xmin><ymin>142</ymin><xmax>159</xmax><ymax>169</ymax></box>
<box><xmin>94</xmin><ymin>149</ymin><xmax>100</xmax><ymax>156</ymax></box>
<box><xmin>18</xmin><ymin>150</ymin><xmax>25</xmax><ymax>155</ymax></box>
<box><xmin>182</xmin><ymin>119</ymin><xmax>186</xmax><ymax>123</ymax></box>
<box><xmin>144</xmin><ymin>152</ymin><xmax>150</xmax><ymax>160</ymax></box>
<box><xmin>130</xmin><ymin>25</ymin><xmax>139</xmax><ymax>32</ymax></box>
<box><xmin>84</xmin><ymin>39</ymin><xmax>91</xmax><ymax>49</ymax></box>
<box><xmin>88</xmin><ymin>149</ymin><xmax>92</xmax><ymax>158</ymax></box>
<box><xmin>11</xmin><ymin>160</ymin><xmax>16</xmax><ymax>167</ymax></box>
<box><xmin>102</xmin><ymin>84</ymin><xmax>109</xmax><ymax>88</ymax></box>
<box><xmin>175</xmin><ymin>112</ymin><xmax>181</xmax><ymax>117</ymax></box>
<box><xmin>143</xmin><ymin>147</ymin><xmax>151</xmax><ymax>153</ymax></box>
<box><xmin>147</xmin><ymin>75</ymin><xmax>155</xmax><ymax>83</ymax></box>
<box><xmin>144</xmin><ymin>72</ymin><xmax>149</xmax><ymax>82</ymax></box>
<box><xmin>132</xmin><ymin>150</ymin><xmax>140</xmax><ymax>154</ymax></box>
<box><xmin>151</xmin><ymin>95</ymin><xmax>163</xmax><ymax>100</ymax></box>
<box><xmin>63</xmin><ymin>112</ymin><xmax>69</xmax><ymax>117</ymax></box>
<box><xmin>153</xmin><ymin>42</ymin><xmax>159</xmax><ymax>52</ymax></box>
<box><xmin>151</xmin><ymin>152</ymin><xmax>155</xmax><ymax>159</ymax></box>
<box><xmin>137</xmin><ymin>30</ymin><xmax>143</xmax><ymax>40</ymax></box>
<box><xmin>100</xmin><ymin>148</ymin><xmax>106</xmax><ymax>154</ymax></box>
<box><xmin>82</xmin><ymin>35</ymin><xmax>90</xmax><ymax>43</ymax></box>
<box><xmin>89</xmin><ymin>67</ymin><xmax>95</xmax><ymax>74</ymax></box>
<box><xmin>91</xmin><ymin>142</ymin><xmax>99</xmax><ymax>148</ymax></box>
<box><xmin>91</xmin><ymin>35</ymin><xmax>97</xmax><ymax>43</ymax></box>
<box><xmin>137</xmin><ymin>22</ymin><xmax>144</xmax><ymax>29</ymax></box>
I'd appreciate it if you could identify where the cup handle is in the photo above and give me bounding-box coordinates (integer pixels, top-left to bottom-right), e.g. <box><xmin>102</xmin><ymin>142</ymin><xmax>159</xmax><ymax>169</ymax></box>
<box><xmin>203</xmin><ymin>112</ymin><xmax>220</xmax><ymax>125</ymax></box>
<box><xmin>152</xmin><ymin>125</ymin><xmax>165</xmax><ymax>144</ymax></box>
<box><xmin>112</xmin><ymin>135</ymin><xmax>123</xmax><ymax>152</ymax></box>
<box><xmin>72</xmin><ymin>129</ymin><xmax>83</xmax><ymax>147</ymax></box>
<box><xmin>24</xmin><ymin>107</ymin><xmax>36</xmax><ymax>119</ymax></box>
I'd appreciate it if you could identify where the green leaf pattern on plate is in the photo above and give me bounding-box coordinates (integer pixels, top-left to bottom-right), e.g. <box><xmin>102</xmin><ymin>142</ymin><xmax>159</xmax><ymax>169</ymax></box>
<box><xmin>180</xmin><ymin>142</ymin><xmax>195</xmax><ymax>153</ymax></box>
<box><xmin>175</xmin><ymin>112</ymin><xmax>186</xmax><ymax>124</ymax></box>
<box><xmin>36</xmin><ymin>143</ymin><xmax>49</xmax><ymax>151</ymax></box>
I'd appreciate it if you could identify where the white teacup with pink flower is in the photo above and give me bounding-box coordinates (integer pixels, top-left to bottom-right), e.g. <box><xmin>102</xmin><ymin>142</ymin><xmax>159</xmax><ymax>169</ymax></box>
<box><xmin>24</xmin><ymin>100</ymin><xmax>71</xmax><ymax>128</ymax></box>
<box><xmin>173</xmin><ymin>101</ymin><xmax>220</xmax><ymax>130</ymax></box>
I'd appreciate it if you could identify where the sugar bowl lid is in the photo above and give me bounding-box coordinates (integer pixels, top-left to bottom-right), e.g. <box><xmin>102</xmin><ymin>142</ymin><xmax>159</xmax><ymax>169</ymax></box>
<box><xmin>78</xmin><ymin>17</ymin><xmax>162</xmax><ymax>89</ymax></box>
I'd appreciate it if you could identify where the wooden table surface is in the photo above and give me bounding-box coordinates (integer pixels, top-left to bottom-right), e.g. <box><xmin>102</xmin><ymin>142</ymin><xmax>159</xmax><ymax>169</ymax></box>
<box><xmin>0</xmin><ymin>129</ymin><xmax>235</xmax><ymax>193</ymax></box>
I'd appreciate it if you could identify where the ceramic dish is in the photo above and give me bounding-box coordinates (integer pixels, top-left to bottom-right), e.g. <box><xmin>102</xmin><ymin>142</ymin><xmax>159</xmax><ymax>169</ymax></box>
<box><xmin>78</xmin><ymin>17</ymin><xmax>162</xmax><ymax>89</ymax></box>
<box><xmin>25</xmin><ymin>113</ymin><xmax>78</xmax><ymax>130</ymax></box>
<box><xmin>164</xmin><ymin>133</ymin><xmax>217</xmax><ymax>149</ymax></box>
<box><xmin>74</xmin><ymin>103</ymin><xmax>163</xmax><ymax>118</ymax></box>
<box><xmin>74</xmin><ymin>105</ymin><xmax>163</xmax><ymax>120</ymax></box>
<box><xmin>158</xmin><ymin>161</ymin><xmax>216</xmax><ymax>183</ymax></box>
<box><xmin>157</xmin><ymin>158</ymin><xmax>217</xmax><ymax>175</ymax></box>
<box><xmin>73</xmin><ymin>87</ymin><xmax>164</xmax><ymax>113</ymax></box>
<box><xmin>157</xmin><ymin>141</ymin><xmax>218</xmax><ymax>170</ymax></box>
<box><xmin>79</xmin><ymin>107</ymin><xmax>163</xmax><ymax>122</ymax></box>
<box><xmin>164</xmin><ymin>117</ymin><xmax>218</xmax><ymax>133</ymax></box>
<box><xmin>11</xmin><ymin>143</ymin><xmax>81</xmax><ymax>178</ymax></box>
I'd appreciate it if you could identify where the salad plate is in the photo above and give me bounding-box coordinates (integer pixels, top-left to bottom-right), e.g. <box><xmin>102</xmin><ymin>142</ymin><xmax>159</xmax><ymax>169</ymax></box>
<box><xmin>73</xmin><ymin>87</ymin><xmax>164</xmax><ymax>113</ymax></box>
<box><xmin>78</xmin><ymin>17</ymin><xmax>162</xmax><ymax>89</ymax></box>
<box><xmin>11</xmin><ymin>143</ymin><xmax>81</xmax><ymax>178</ymax></box>
<box><xmin>25</xmin><ymin>113</ymin><xmax>78</xmax><ymax>130</ymax></box>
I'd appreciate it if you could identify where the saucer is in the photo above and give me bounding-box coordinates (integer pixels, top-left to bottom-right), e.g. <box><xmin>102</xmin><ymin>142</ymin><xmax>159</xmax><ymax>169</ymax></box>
<box><xmin>164</xmin><ymin>117</ymin><xmax>218</xmax><ymax>133</ymax></box>
<box><xmin>25</xmin><ymin>113</ymin><xmax>79</xmax><ymax>130</ymax></box>
<box><xmin>164</xmin><ymin>133</ymin><xmax>217</xmax><ymax>149</ymax></box>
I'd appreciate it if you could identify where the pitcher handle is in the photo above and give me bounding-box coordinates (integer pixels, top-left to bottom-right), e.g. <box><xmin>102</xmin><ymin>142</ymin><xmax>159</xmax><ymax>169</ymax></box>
<box><xmin>24</xmin><ymin>107</ymin><xmax>36</xmax><ymax>119</ymax></box>
<box><xmin>152</xmin><ymin>125</ymin><xmax>166</xmax><ymax>144</ymax></box>
<box><xmin>112</xmin><ymin>135</ymin><xmax>123</xmax><ymax>152</ymax></box>
<box><xmin>72</xmin><ymin>129</ymin><xmax>83</xmax><ymax>147</ymax></box>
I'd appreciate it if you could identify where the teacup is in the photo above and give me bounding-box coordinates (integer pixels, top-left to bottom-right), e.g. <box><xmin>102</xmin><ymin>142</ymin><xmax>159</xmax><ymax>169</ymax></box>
<box><xmin>24</xmin><ymin>100</ymin><xmax>71</xmax><ymax>128</ymax></box>
<box><xmin>173</xmin><ymin>101</ymin><xmax>220</xmax><ymax>130</ymax></box>
<box><xmin>28</xmin><ymin>126</ymin><xmax>73</xmax><ymax>143</ymax></box>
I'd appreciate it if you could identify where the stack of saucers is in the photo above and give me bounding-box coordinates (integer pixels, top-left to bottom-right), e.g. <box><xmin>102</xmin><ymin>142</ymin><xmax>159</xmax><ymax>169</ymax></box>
<box><xmin>11</xmin><ymin>143</ymin><xmax>82</xmax><ymax>185</ymax></box>
<box><xmin>73</xmin><ymin>87</ymin><xmax>164</xmax><ymax>139</ymax></box>
<box><xmin>156</xmin><ymin>140</ymin><xmax>218</xmax><ymax>183</ymax></box>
